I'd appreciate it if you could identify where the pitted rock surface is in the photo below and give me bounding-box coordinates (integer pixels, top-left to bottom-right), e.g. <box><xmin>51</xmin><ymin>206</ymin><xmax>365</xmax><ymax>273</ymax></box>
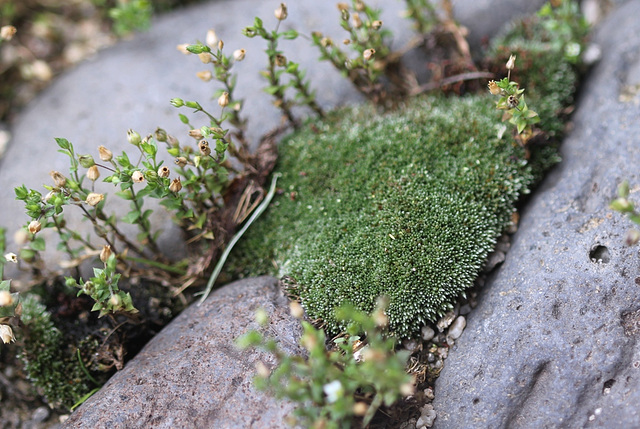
<box><xmin>433</xmin><ymin>2</ymin><xmax>640</xmax><ymax>428</ymax></box>
<box><xmin>62</xmin><ymin>276</ymin><xmax>302</xmax><ymax>429</ymax></box>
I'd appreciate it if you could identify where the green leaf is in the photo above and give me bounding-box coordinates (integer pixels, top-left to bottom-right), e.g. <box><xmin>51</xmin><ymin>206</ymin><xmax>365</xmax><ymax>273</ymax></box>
<box><xmin>54</xmin><ymin>137</ymin><xmax>71</xmax><ymax>150</ymax></box>
<box><xmin>121</xmin><ymin>211</ymin><xmax>140</xmax><ymax>224</ymax></box>
<box><xmin>282</xmin><ymin>29</ymin><xmax>298</xmax><ymax>40</ymax></box>
<box><xmin>30</xmin><ymin>237</ymin><xmax>46</xmax><ymax>251</ymax></box>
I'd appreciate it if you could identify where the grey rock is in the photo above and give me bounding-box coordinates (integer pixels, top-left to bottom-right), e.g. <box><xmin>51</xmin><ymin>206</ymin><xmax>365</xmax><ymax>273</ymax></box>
<box><xmin>0</xmin><ymin>0</ymin><xmax>537</xmax><ymax>283</ymax></box>
<box><xmin>31</xmin><ymin>406</ymin><xmax>51</xmax><ymax>423</ymax></box>
<box><xmin>62</xmin><ymin>276</ymin><xmax>303</xmax><ymax>429</ymax></box>
<box><xmin>433</xmin><ymin>2</ymin><xmax>640</xmax><ymax>428</ymax></box>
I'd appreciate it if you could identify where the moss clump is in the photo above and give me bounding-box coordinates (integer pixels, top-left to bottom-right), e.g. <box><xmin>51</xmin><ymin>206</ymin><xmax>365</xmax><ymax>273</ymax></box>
<box><xmin>18</xmin><ymin>296</ymin><xmax>93</xmax><ymax>409</ymax></box>
<box><xmin>229</xmin><ymin>4</ymin><xmax>584</xmax><ymax>338</ymax></box>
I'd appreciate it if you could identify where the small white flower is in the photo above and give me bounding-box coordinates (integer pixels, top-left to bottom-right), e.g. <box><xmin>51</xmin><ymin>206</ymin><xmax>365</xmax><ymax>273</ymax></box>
<box><xmin>0</xmin><ymin>325</ymin><xmax>16</xmax><ymax>344</ymax></box>
<box><xmin>4</xmin><ymin>253</ymin><xmax>17</xmax><ymax>263</ymax></box>
<box><xmin>323</xmin><ymin>380</ymin><xmax>343</xmax><ymax>403</ymax></box>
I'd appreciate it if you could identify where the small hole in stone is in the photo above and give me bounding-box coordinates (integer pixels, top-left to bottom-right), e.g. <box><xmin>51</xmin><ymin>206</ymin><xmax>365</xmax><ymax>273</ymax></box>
<box><xmin>603</xmin><ymin>379</ymin><xmax>615</xmax><ymax>395</ymax></box>
<box><xmin>589</xmin><ymin>245</ymin><xmax>611</xmax><ymax>264</ymax></box>
<box><xmin>472</xmin><ymin>398</ymin><xmax>480</xmax><ymax>405</ymax></box>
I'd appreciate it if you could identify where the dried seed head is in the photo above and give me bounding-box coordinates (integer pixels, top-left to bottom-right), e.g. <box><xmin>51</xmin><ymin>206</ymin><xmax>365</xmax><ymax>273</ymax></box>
<box><xmin>188</xmin><ymin>129</ymin><xmax>204</xmax><ymax>140</ymax></box>
<box><xmin>87</xmin><ymin>165</ymin><xmax>100</xmax><ymax>181</ymax></box>
<box><xmin>1</xmin><ymin>25</ymin><xmax>17</xmax><ymax>41</ymax></box>
<box><xmin>363</xmin><ymin>48</ymin><xmax>376</xmax><ymax>61</ymax></box>
<box><xmin>85</xmin><ymin>192</ymin><xmax>104</xmax><ymax>206</ymax></box>
<box><xmin>0</xmin><ymin>325</ymin><xmax>16</xmax><ymax>344</ymax></box>
<box><xmin>274</xmin><ymin>3</ymin><xmax>288</xmax><ymax>20</ymax></box>
<box><xmin>289</xmin><ymin>301</ymin><xmax>304</xmax><ymax>319</ymax></box>
<box><xmin>98</xmin><ymin>145</ymin><xmax>113</xmax><ymax>161</ymax></box>
<box><xmin>199</xmin><ymin>140</ymin><xmax>211</xmax><ymax>156</ymax></box>
<box><xmin>488</xmin><ymin>80</ymin><xmax>501</xmax><ymax>95</ymax></box>
<box><xmin>28</xmin><ymin>220</ymin><xmax>42</xmax><ymax>234</ymax></box>
<box><xmin>158</xmin><ymin>166</ymin><xmax>170</xmax><ymax>178</ymax></box>
<box><xmin>217</xmin><ymin>40</ymin><xmax>224</xmax><ymax>50</ymax></box>
<box><xmin>206</xmin><ymin>29</ymin><xmax>218</xmax><ymax>48</ymax></box>
<box><xmin>174</xmin><ymin>157</ymin><xmax>188</xmax><ymax>168</ymax></box>
<box><xmin>355</xmin><ymin>0</ymin><xmax>365</xmax><ymax>11</ymax></box>
<box><xmin>50</xmin><ymin>171</ymin><xmax>67</xmax><ymax>188</ymax></box>
<box><xmin>320</xmin><ymin>37</ymin><xmax>333</xmax><ymax>47</ymax></box>
<box><xmin>131</xmin><ymin>171</ymin><xmax>145</xmax><ymax>183</ymax></box>
<box><xmin>507</xmin><ymin>95</ymin><xmax>519</xmax><ymax>109</ymax></box>
<box><xmin>100</xmin><ymin>245</ymin><xmax>112</xmax><ymax>263</ymax></box>
<box><xmin>155</xmin><ymin>128</ymin><xmax>168</xmax><ymax>142</ymax></box>
<box><xmin>198</xmin><ymin>52</ymin><xmax>212</xmax><ymax>64</ymax></box>
<box><xmin>218</xmin><ymin>92</ymin><xmax>230</xmax><ymax>108</ymax></box>
<box><xmin>343</xmin><ymin>39</ymin><xmax>351</xmax><ymax>45</ymax></box>
<box><xmin>506</xmin><ymin>54</ymin><xmax>516</xmax><ymax>71</ymax></box>
<box><xmin>372</xmin><ymin>20</ymin><xmax>383</xmax><ymax>30</ymax></box>
<box><xmin>127</xmin><ymin>129</ymin><xmax>141</xmax><ymax>146</ymax></box>
<box><xmin>169</xmin><ymin>177</ymin><xmax>182</xmax><ymax>193</ymax></box>
<box><xmin>337</xmin><ymin>2</ymin><xmax>349</xmax><ymax>11</ymax></box>
<box><xmin>352</xmin><ymin>13</ymin><xmax>362</xmax><ymax>29</ymax></box>
<box><xmin>0</xmin><ymin>290</ymin><xmax>13</xmax><ymax>307</ymax></box>
<box><xmin>275</xmin><ymin>54</ymin><xmax>287</xmax><ymax>67</ymax></box>
<box><xmin>233</xmin><ymin>49</ymin><xmax>246</xmax><ymax>61</ymax></box>
<box><xmin>196</xmin><ymin>70</ymin><xmax>213</xmax><ymax>82</ymax></box>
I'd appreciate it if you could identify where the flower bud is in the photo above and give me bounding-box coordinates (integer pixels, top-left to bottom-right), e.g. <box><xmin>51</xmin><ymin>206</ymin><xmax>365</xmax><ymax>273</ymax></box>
<box><xmin>218</xmin><ymin>92</ymin><xmax>230</xmax><ymax>108</ymax></box>
<box><xmin>274</xmin><ymin>3</ymin><xmax>288</xmax><ymax>20</ymax></box>
<box><xmin>86</xmin><ymin>192</ymin><xmax>104</xmax><ymax>206</ymax></box>
<box><xmin>158</xmin><ymin>166</ymin><xmax>170</xmax><ymax>178</ymax></box>
<box><xmin>343</xmin><ymin>39</ymin><xmax>351</xmax><ymax>45</ymax></box>
<box><xmin>170</xmin><ymin>98</ymin><xmax>185</xmax><ymax>108</ymax></box>
<box><xmin>372</xmin><ymin>20</ymin><xmax>383</xmax><ymax>30</ymax></box>
<box><xmin>98</xmin><ymin>145</ymin><xmax>113</xmax><ymax>161</ymax></box>
<box><xmin>127</xmin><ymin>129</ymin><xmax>141</xmax><ymax>146</ymax></box>
<box><xmin>176</xmin><ymin>43</ymin><xmax>191</xmax><ymax>54</ymax></box>
<box><xmin>506</xmin><ymin>54</ymin><xmax>516</xmax><ymax>71</ymax></box>
<box><xmin>206</xmin><ymin>29</ymin><xmax>218</xmax><ymax>48</ymax></box>
<box><xmin>87</xmin><ymin>165</ymin><xmax>100</xmax><ymax>181</ymax></box>
<box><xmin>1</xmin><ymin>25</ymin><xmax>17</xmax><ymax>41</ymax></box>
<box><xmin>233</xmin><ymin>49</ymin><xmax>246</xmax><ymax>62</ymax></box>
<box><xmin>0</xmin><ymin>290</ymin><xmax>13</xmax><ymax>307</ymax></box>
<box><xmin>488</xmin><ymin>80</ymin><xmax>501</xmax><ymax>95</ymax></box>
<box><xmin>275</xmin><ymin>54</ymin><xmax>287</xmax><ymax>67</ymax></box>
<box><xmin>199</xmin><ymin>140</ymin><xmax>211</xmax><ymax>156</ymax></box>
<box><xmin>352</xmin><ymin>13</ymin><xmax>362</xmax><ymax>29</ymax></box>
<box><xmin>154</xmin><ymin>128</ymin><xmax>168</xmax><ymax>142</ymax></box>
<box><xmin>50</xmin><ymin>170</ymin><xmax>67</xmax><ymax>188</ymax></box>
<box><xmin>109</xmin><ymin>294</ymin><xmax>122</xmax><ymax>309</ymax></box>
<box><xmin>320</xmin><ymin>37</ymin><xmax>333</xmax><ymax>48</ymax></box>
<box><xmin>131</xmin><ymin>171</ymin><xmax>145</xmax><ymax>183</ymax></box>
<box><xmin>175</xmin><ymin>157</ymin><xmax>188</xmax><ymax>168</ymax></box>
<box><xmin>218</xmin><ymin>40</ymin><xmax>224</xmax><ymax>51</ymax></box>
<box><xmin>28</xmin><ymin>220</ymin><xmax>41</xmax><ymax>234</ymax></box>
<box><xmin>169</xmin><ymin>177</ymin><xmax>183</xmax><ymax>192</ymax></box>
<box><xmin>363</xmin><ymin>48</ymin><xmax>375</xmax><ymax>61</ymax></box>
<box><xmin>196</xmin><ymin>70</ymin><xmax>213</xmax><ymax>82</ymax></box>
<box><xmin>0</xmin><ymin>325</ymin><xmax>16</xmax><ymax>344</ymax></box>
<box><xmin>188</xmin><ymin>129</ymin><xmax>204</xmax><ymax>140</ymax></box>
<box><xmin>198</xmin><ymin>52</ymin><xmax>212</xmax><ymax>64</ymax></box>
<box><xmin>100</xmin><ymin>245</ymin><xmax>112</xmax><ymax>263</ymax></box>
<box><xmin>78</xmin><ymin>154</ymin><xmax>95</xmax><ymax>168</ymax></box>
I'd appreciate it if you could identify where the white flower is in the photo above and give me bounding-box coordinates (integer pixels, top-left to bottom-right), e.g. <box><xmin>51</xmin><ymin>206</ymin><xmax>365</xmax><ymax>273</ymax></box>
<box><xmin>323</xmin><ymin>380</ymin><xmax>343</xmax><ymax>403</ymax></box>
<box><xmin>0</xmin><ymin>325</ymin><xmax>16</xmax><ymax>344</ymax></box>
<box><xmin>4</xmin><ymin>253</ymin><xmax>17</xmax><ymax>263</ymax></box>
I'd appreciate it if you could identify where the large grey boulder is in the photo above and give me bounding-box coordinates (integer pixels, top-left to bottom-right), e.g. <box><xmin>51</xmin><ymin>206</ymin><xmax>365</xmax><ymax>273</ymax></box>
<box><xmin>0</xmin><ymin>0</ymin><xmax>540</xmax><ymax>283</ymax></box>
<box><xmin>433</xmin><ymin>2</ymin><xmax>640</xmax><ymax>428</ymax></box>
<box><xmin>62</xmin><ymin>276</ymin><xmax>303</xmax><ymax>429</ymax></box>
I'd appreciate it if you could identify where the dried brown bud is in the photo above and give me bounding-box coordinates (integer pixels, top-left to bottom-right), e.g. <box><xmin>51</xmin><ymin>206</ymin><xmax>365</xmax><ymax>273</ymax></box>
<box><xmin>175</xmin><ymin>157</ymin><xmax>188</xmax><ymax>168</ymax></box>
<box><xmin>199</xmin><ymin>140</ymin><xmax>211</xmax><ymax>156</ymax></box>
<box><xmin>274</xmin><ymin>3</ymin><xmax>288</xmax><ymax>20</ymax></box>
<box><xmin>352</xmin><ymin>13</ymin><xmax>363</xmax><ymax>29</ymax></box>
<box><xmin>198</xmin><ymin>52</ymin><xmax>212</xmax><ymax>64</ymax></box>
<box><xmin>354</xmin><ymin>0</ymin><xmax>365</xmax><ymax>11</ymax></box>
<box><xmin>100</xmin><ymin>245</ymin><xmax>112</xmax><ymax>263</ymax></box>
<box><xmin>363</xmin><ymin>48</ymin><xmax>376</xmax><ymax>61</ymax></box>
<box><xmin>98</xmin><ymin>145</ymin><xmax>113</xmax><ymax>161</ymax></box>
<box><xmin>196</xmin><ymin>70</ymin><xmax>213</xmax><ymax>82</ymax></box>
<box><xmin>158</xmin><ymin>166</ymin><xmax>170</xmax><ymax>178</ymax></box>
<box><xmin>0</xmin><ymin>290</ymin><xmax>13</xmax><ymax>307</ymax></box>
<box><xmin>131</xmin><ymin>171</ymin><xmax>145</xmax><ymax>183</ymax></box>
<box><xmin>488</xmin><ymin>80</ymin><xmax>500</xmax><ymax>95</ymax></box>
<box><xmin>507</xmin><ymin>95</ymin><xmax>519</xmax><ymax>109</ymax></box>
<box><xmin>217</xmin><ymin>40</ymin><xmax>224</xmax><ymax>51</ymax></box>
<box><xmin>275</xmin><ymin>54</ymin><xmax>287</xmax><ymax>67</ymax></box>
<box><xmin>28</xmin><ymin>220</ymin><xmax>42</xmax><ymax>234</ymax></box>
<box><xmin>372</xmin><ymin>20</ymin><xmax>383</xmax><ymax>30</ymax></box>
<box><xmin>50</xmin><ymin>171</ymin><xmax>67</xmax><ymax>188</ymax></box>
<box><xmin>218</xmin><ymin>92</ymin><xmax>230</xmax><ymax>108</ymax></box>
<box><xmin>86</xmin><ymin>192</ymin><xmax>104</xmax><ymax>206</ymax></box>
<box><xmin>87</xmin><ymin>165</ymin><xmax>100</xmax><ymax>181</ymax></box>
<box><xmin>506</xmin><ymin>54</ymin><xmax>516</xmax><ymax>71</ymax></box>
<box><xmin>169</xmin><ymin>177</ymin><xmax>183</xmax><ymax>192</ymax></box>
<box><xmin>233</xmin><ymin>49</ymin><xmax>246</xmax><ymax>61</ymax></box>
<box><xmin>188</xmin><ymin>129</ymin><xmax>204</xmax><ymax>140</ymax></box>
<box><xmin>1</xmin><ymin>25</ymin><xmax>17</xmax><ymax>41</ymax></box>
<box><xmin>343</xmin><ymin>39</ymin><xmax>351</xmax><ymax>45</ymax></box>
<box><xmin>337</xmin><ymin>3</ymin><xmax>349</xmax><ymax>11</ymax></box>
<box><xmin>320</xmin><ymin>37</ymin><xmax>333</xmax><ymax>48</ymax></box>
<box><xmin>0</xmin><ymin>325</ymin><xmax>16</xmax><ymax>344</ymax></box>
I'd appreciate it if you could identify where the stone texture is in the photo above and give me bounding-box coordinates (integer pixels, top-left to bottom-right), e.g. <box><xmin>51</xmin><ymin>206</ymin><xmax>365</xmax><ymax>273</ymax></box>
<box><xmin>433</xmin><ymin>2</ymin><xmax>640</xmax><ymax>428</ymax></box>
<box><xmin>0</xmin><ymin>0</ymin><xmax>539</xmax><ymax>283</ymax></box>
<box><xmin>62</xmin><ymin>276</ymin><xmax>303</xmax><ymax>429</ymax></box>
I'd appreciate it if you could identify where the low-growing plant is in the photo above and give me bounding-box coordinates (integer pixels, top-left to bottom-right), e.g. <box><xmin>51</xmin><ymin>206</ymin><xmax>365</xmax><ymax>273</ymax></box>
<box><xmin>237</xmin><ymin>298</ymin><xmax>414</xmax><ymax>428</ymax></box>
<box><xmin>610</xmin><ymin>181</ymin><xmax>640</xmax><ymax>246</ymax></box>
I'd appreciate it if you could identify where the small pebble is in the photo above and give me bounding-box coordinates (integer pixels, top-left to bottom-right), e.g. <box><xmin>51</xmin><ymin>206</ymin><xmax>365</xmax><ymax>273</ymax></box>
<box><xmin>459</xmin><ymin>304</ymin><xmax>472</xmax><ymax>315</ymax></box>
<box><xmin>447</xmin><ymin>316</ymin><xmax>466</xmax><ymax>340</ymax></box>
<box><xmin>32</xmin><ymin>406</ymin><xmax>50</xmax><ymax>423</ymax></box>
<box><xmin>403</xmin><ymin>339</ymin><xmax>419</xmax><ymax>352</ymax></box>
<box><xmin>424</xmin><ymin>387</ymin><xmax>435</xmax><ymax>401</ymax></box>
<box><xmin>437</xmin><ymin>311</ymin><xmax>456</xmax><ymax>332</ymax></box>
<box><xmin>421</xmin><ymin>326</ymin><xmax>435</xmax><ymax>341</ymax></box>
<box><xmin>416</xmin><ymin>404</ymin><xmax>437</xmax><ymax>428</ymax></box>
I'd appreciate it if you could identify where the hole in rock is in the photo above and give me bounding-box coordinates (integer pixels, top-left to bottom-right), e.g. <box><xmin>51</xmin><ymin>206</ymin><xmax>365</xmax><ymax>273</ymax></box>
<box><xmin>472</xmin><ymin>398</ymin><xmax>480</xmax><ymax>405</ymax></box>
<box><xmin>603</xmin><ymin>379</ymin><xmax>616</xmax><ymax>395</ymax></box>
<box><xmin>589</xmin><ymin>245</ymin><xmax>611</xmax><ymax>264</ymax></box>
